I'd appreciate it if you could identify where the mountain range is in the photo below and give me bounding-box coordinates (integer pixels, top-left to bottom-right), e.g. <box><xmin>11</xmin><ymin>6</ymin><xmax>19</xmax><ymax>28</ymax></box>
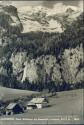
<box><xmin>18</xmin><ymin>5</ymin><xmax>81</xmax><ymax>33</ymax></box>
<box><xmin>0</xmin><ymin>4</ymin><xmax>83</xmax><ymax>91</ymax></box>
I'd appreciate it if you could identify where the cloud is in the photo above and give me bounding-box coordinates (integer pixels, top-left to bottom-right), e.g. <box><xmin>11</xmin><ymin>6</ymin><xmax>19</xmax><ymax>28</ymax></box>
<box><xmin>53</xmin><ymin>3</ymin><xmax>66</xmax><ymax>13</ymax></box>
<box><xmin>0</xmin><ymin>0</ymin><xmax>83</xmax><ymax>12</ymax></box>
<box><xmin>0</xmin><ymin>1</ymin><xmax>12</xmax><ymax>5</ymax></box>
<box><xmin>78</xmin><ymin>0</ymin><xmax>83</xmax><ymax>11</ymax></box>
<box><xmin>10</xmin><ymin>1</ymin><xmax>43</xmax><ymax>7</ymax></box>
<box><xmin>42</xmin><ymin>1</ymin><xmax>58</xmax><ymax>8</ymax></box>
<box><xmin>0</xmin><ymin>1</ymin><xmax>43</xmax><ymax>7</ymax></box>
<box><xmin>42</xmin><ymin>0</ymin><xmax>82</xmax><ymax>9</ymax></box>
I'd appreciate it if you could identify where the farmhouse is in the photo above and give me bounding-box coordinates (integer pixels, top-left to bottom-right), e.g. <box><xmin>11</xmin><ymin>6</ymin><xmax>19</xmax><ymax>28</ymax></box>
<box><xmin>27</xmin><ymin>102</ymin><xmax>37</xmax><ymax>110</ymax></box>
<box><xmin>6</xmin><ymin>103</ymin><xmax>24</xmax><ymax>115</ymax></box>
<box><xmin>30</xmin><ymin>97</ymin><xmax>48</xmax><ymax>109</ymax></box>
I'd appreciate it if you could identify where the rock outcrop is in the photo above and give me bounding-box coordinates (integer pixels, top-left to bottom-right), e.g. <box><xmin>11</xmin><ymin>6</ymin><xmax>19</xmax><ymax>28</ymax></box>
<box><xmin>11</xmin><ymin>55</ymin><xmax>63</xmax><ymax>85</ymax></box>
<box><xmin>0</xmin><ymin>5</ymin><xmax>23</xmax><ymax>35</ymax></box>
<box><xmin>61</xmin><ymin>44</ymin><xmax>84</xmax><ymax>84</ymax></box>
<box><xmin>11</xmin><ymin>46</ymin><xmax>83</xmax><ymax>85</ymax></box>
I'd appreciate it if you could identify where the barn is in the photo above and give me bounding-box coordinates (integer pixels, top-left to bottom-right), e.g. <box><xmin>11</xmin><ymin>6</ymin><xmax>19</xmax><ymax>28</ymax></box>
<box><xmin>6</xmin><ymin>103</ymin><xmax>24</xmax><ymax>115</ymax></box>
<box><xmin>30</xmin><ymin>97</ymin><xmax>48</xmax><ymax>109</ymax></box>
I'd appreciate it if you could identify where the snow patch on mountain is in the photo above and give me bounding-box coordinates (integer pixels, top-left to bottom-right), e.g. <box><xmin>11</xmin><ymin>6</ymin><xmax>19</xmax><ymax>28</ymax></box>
<box><xmin>18</xmin><ymin>4</ymin><xmax>81</xmax><ymax>33</ymax></box>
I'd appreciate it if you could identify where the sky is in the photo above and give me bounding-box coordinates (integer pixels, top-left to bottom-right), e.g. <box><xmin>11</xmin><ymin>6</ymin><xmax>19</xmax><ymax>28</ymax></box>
<box><xmin>0</xmin><ymin>0</ymin><xmax>83</xmax><ymax>10</ymax></box>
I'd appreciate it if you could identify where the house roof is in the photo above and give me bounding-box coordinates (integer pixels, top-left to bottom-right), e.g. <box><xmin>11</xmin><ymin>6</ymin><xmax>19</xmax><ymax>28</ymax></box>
<box><xmin>30</xmin><ymin>98</ymin><xmax>47</xmax><ymax>104</ymax></box>
<box><xmin>6</xmin><ymin>103</ymin><xmax>17</xmax><ymax>110</ymax></box>
<box><xmin>27</xmin><ymin>102</ymin><xmax>36</xmax><ymax>106</ymax></box>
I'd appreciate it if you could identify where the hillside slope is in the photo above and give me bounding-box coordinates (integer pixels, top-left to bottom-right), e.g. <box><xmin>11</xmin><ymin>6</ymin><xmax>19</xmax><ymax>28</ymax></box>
<box><xmin>0</xmin><ymin>86</ymin><xmax>39</xmax><ymax>101</ymax></box>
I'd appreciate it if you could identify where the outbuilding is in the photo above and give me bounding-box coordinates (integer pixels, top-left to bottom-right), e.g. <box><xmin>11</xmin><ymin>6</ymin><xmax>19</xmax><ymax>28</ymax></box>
<box><xmin>6</xmin><ymin>103</ymin><xmax>24</xmax><ymax>115</ymax></box>
<box><xmin>30</xmin><ymin>97</ymin><xmax>48</xmax><ymax>109</ymax></box>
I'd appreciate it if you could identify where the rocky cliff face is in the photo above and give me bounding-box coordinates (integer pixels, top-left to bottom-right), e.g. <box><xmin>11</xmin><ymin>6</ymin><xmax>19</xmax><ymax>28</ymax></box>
<box><xmin>9</xmin><ymin>47</ymin><xmax>83</xmax><ymax>86</ymax></box>
<box><xmin>61</xmin><ymin>44</ymin><xmax>84</xmax><ymax>84</ymax></box>
<box><xmin>0</xmin><ymin>5</ymin><xmax>23</xmax><ymax>34</ymax></box>
<box><xmin>0</xmin><ymin>5</ymin><xmax>23</xmax><ymax>46</ymax></box>
<box><xmin>21</xmin><ymin>55</ymin><xmax>62</xmax><ymax>85</ymax></box>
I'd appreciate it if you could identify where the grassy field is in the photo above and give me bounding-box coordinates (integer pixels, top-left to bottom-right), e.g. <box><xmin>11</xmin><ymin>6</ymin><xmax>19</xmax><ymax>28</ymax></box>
<box><xmin>0</xmin><ymin>86</ymin><xmax>39</xmax><ymax>101</ymax></box>
<box><xmin>0</xmin><ymin>88</ymin><xmax>83</xmax><ymax>124</ymax></box>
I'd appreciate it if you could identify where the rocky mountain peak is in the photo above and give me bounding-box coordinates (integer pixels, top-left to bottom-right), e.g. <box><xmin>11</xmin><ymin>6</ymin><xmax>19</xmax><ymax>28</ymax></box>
<box><xmin>0</xmin><ymin>5</ymin><xmax>23</xmax><ymax>35</ymax></box>
<box><xmin>18</xmin><ymin>5</ymin><xmax>81</xmax><ymax>33</ymax></box>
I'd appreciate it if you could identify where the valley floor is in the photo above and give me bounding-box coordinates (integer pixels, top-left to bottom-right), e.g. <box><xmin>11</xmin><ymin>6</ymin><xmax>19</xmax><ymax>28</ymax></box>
<box><xmin>0</xmin><ymin>89</ymin><xmax>84</xmax><ymax>124</ymax></box>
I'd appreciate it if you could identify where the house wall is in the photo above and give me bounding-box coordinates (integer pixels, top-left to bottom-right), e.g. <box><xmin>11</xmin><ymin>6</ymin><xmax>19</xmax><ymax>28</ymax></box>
<box><xmin>13</xmin><ymin>105</ymin><xmax>23</xmax><ymax>114</ymax></box>
<box><xmin>36</xmin><ymin>103</ymin><xmax>42</xmax><ymax>109</ymax></box>
<box><xmin>6</xmin><ymin>110</ymin><xmax>13</xmax><ymax>115</ymax></box>
<box><xmin>36</xmin><ymin>103</ymin><xmax>47</xmax><ymax>109</ymax></box>
<box><xmin>27</xmin><ymin>106</ymin><xmax>33</xmax><ymax>110</ymax></box>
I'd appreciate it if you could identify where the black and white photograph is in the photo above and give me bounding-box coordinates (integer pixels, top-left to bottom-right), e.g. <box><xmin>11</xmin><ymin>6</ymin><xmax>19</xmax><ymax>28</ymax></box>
<box><xmin>0</xmin><ymin>0</ymin><xmax>83</xmax><ymax>124</ymax></box>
